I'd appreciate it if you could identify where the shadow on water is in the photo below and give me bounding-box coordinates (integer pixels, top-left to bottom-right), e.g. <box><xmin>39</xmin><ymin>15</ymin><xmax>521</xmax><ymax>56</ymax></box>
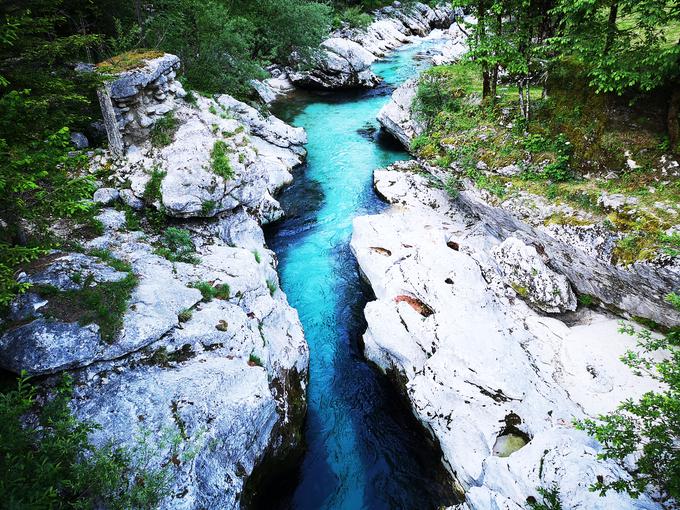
<box><xmin>254</xmin><ymin>38</ymin><xmax>460</xmax><ymax>510</ymax></box>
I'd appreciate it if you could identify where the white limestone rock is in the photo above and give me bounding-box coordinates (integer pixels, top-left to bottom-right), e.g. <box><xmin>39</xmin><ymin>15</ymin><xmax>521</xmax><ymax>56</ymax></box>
<box><xmin>118</xmin><ymin>94</ymin><xmax>305</xmax><ymax>223</ymax></box>
<box><xmin>289</xmin><ymin>38</ymin><xmax>381</xmax><ymax>90</ymax></box>
<box><xmin>377</xmin><ymin>78</ymin><xmax>424</xmax><ymax>147</ymax></box>
<box><xmin>93</xmin><ymin>187</ymin><xmax>120</xmax><ymax>205</ymax></box>
<box><xmin>351</xmin><ymin>167</ymin><xmax>664</xmax><ymax>510</ymax></box>
<box><xmin>492</xmin><ymin>237</ymin><xmax>577</xmax><ymax>313</ymax></box>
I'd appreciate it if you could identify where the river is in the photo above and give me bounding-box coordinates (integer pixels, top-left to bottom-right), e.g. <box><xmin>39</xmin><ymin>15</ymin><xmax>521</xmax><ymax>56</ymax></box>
<box><xmin>264</xmin><ymin>37</ymin><xmax>458</xmax><ymax>510</ymax></box>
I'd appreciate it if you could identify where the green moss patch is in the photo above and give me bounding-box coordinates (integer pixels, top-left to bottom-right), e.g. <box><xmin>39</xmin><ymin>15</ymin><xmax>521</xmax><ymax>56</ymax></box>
<box><xmin>35</xmin><ymin>254</ymin><xmax>137</xmax><ymax>343</ymax></box>
<box><xmin>96</xmin><ymin>49</ymin><xmax>165</xmax><ymax>74</ymax></box>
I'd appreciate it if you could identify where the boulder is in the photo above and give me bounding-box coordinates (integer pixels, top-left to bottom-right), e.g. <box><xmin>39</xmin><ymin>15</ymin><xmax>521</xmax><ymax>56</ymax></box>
<box><xmin>70</xmin><ymin>131</ymin><xmax>89</xmax><ymax>149</ymax></box>
<box><xmin>492</xmin><ymin>237</ymin><xmax>577</xmax><ymax>313</ymax></box>
<box><xmin>93</xmin><ymin>187</ymin><xmax>120</xmax><ymax>205</ymax></box>
<box><xmin>289</xmin><ymin>38</ymin><xmax>381</xmax><ymax>90</ymax></box>
<box><xmin>377</xmin><ymin>78</ymin><xmax>423</xmax><ymax>147</ymax></box>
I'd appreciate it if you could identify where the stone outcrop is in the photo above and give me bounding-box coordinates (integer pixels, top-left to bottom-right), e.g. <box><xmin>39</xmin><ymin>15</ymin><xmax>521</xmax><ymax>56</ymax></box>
<box><xmin>105</xmin><ymin>93</ymin><xmax>306</xmax><ymax>224</ymax></box>
<box><xmin>376</xmin><ymin>78</ymin><xmax>423</xmax><ymax>147</ymax></box>
<box><xmin>289</xmin><ymin>2</ymin><xmax>457</xmax><ymax>91</ymax></box>
<box><xmin>492</xmin><ymin>237</ymin><xmax>577</xmax><ymax>314</ymax></box>
<box><xmin>104</xmin><ymin>54</ymin><xmax>187</xmax><ymax>147</ymax></box>
<box><xmin>455</xmin><ymin>181</ymin><xmax>680</xmax><ymax>327</ymax></box>
<box><xmin>352</xmin><ymin>164</ymin><xmax>665</xmax><ymax>509</ymax></box>
<box><xmin>1</xmin><ymin>58</ymin><xmax>309</xmax><ymax>509</ymax></box>
<box><xmin>377</xmin><ymin>78</ymin><xmax>680</xmax><ymax>326</ymax></box>
<box><xmin>289</xmin><ymin>38</ymin><xmax>380</xmax><ymax>90</ymax></box>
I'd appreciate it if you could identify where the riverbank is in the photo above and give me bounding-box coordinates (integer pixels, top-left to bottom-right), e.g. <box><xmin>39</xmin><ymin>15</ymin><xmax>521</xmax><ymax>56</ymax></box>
<box><xmin>0</xmin><ymin>57</ymin><xmax>310</xmax><ymax>508</ymax></box>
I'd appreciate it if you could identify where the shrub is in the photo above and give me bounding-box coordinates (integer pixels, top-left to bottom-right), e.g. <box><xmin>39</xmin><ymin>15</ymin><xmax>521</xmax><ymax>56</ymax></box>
<box><xmin>333</xmin><ymin>6</ymin><xmax>372</xmax><ymax>29</ymax></box>
<box><xmin>0</xmin><ymin>372</ymin><xmax>174</xmax><ymax>509</ymax></box>
<box><xmin>576</xmin><ymin>294</ymin><xmax>680</xmax><ymax>501</ymax></box>
<box><xmin>526</xmin><ymin>484</ymin><xmax>562</xmax><ymax>510</ymax></box>
<box><xmin>210</xmin><ymin>140</ymin><xmax>234</xmax><ymax>180</ymax></box>
<box><xmin>150</xmin><ymin>112</ymin><xmax>178</xmax><ymax>147</ymax></box>
<box><xmin>154</xmin><ymin>227</ymin><xmax>200</xmax><ymax>264</ymax></box>
<box><xmin>189</xmin><ymin>281</ymin><xmax>230</xmax><ymax>302</ymax></box>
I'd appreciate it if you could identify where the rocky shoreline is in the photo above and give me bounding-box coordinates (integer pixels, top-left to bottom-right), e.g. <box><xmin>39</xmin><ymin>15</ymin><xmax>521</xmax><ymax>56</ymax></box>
<box><xmin>257</xmin><ymin>2</ymin><xmax>459</xmax><ymax>99</ymax></box>
<box><xmin>352</xmin><ymin>162</ymin><xmax>667</xmax><ymax>509</ymax></box>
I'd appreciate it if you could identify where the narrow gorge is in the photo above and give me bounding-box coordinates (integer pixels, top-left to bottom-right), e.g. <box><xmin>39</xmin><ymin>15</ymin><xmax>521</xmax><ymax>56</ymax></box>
<box><xmin>0</xmin><ymin>2</ymin><xmax>678</xmax><ymax>510</ymax></box>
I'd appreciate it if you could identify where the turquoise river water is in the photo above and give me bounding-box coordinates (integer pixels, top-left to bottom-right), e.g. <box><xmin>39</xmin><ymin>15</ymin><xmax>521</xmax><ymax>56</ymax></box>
<box><xmin>265</xmin><ymin>39</ymin><xmax>458</xmax><ymax>510</ymax></box>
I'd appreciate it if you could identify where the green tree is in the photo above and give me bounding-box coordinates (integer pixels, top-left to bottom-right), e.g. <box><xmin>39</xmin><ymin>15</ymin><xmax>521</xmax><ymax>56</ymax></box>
<box><xmin>553</xmin><ymin>0</ymin><xmax>680</xmax><ymax>150</ymax></box>
<box><xmin>0</xmin><ymin>1</ymin><xmax>103</xmax><ymax>305</ymax></box>
<box><xmin>576</xmin><ymin>294</ymin><xmax>680</xmax><ymax>502</ymax></box>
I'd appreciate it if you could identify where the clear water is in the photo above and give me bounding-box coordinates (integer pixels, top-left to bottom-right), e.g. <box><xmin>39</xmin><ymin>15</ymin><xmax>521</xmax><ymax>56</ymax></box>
<box><xmin>265</xmin><ymin>39</ymin><xmax>457</xmax><ymax>510</ymax></box>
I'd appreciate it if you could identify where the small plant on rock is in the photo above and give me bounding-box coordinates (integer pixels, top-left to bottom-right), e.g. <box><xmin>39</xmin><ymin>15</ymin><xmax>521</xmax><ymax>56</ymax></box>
<box><xmin>248</xmin><ymin>353</ymin><xmax>263</xmax><ymax>367</ymax></box>
<box><xmin>189</xmin><ymin>281</ymin><xmax>230</xmax><ymax>302</ymax></box>
<box><xmin>266</xmin><ymin>278</ymin><xmax>278</xmax><ymax>296</ymax></box>
<box><xmin>526</xmin><ymin>484</ymin><xmax>562</xmax><ymax>510</ymax></box>
<box><xmin>155</xmin><ymin>227</ymin><xmax>200</xmax><ymax>264</ymax></box>
<box><xmin>178</xmin><ymin>309</ymin><xmax>192</xmax><ymax>322</ymax></box>
<box><xmin>210</xmin><ymin>140</ymin><xmax>234</xmax><ymax>180</ymax></box>
<box><xmin>150</xmin><ymin>112</ymin><xmax>178</xmax><ymax>147</ymax></box>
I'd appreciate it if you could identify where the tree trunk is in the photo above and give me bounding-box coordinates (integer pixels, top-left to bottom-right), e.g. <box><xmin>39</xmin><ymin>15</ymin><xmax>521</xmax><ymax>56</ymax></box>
<box><xmin>525</xmin><ymin>76</ymin><xmax>531</xmax><ymax>121</ymax></box>
<box><xmin>669</xmin><ymin>87</ymin><xmax>680</xmax><ymax>154</ymax></box>
<box><xmin>491</xmin><ymin>11</ymin><xmax>501</xmax><ymax>102</ymax></box>
<box><xmin>483</xmin><ymin>70</ymin><xmax>491</xmax><ymax>100</ymax></box>
<box><xmin>604</xmin><ymin>1</ymin><xmax>619</xmax><ymax>56</ymax></box>
<box><xmin>518</xmin><ymin>82</ymin><xmax>525</xmax><ymax>118</ymax></box>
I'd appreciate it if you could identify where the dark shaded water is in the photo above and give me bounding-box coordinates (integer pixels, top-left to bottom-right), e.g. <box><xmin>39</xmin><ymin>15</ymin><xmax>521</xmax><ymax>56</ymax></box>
<box><xmin>263</xmin><ymin>39</ymin><xmax>458</xmax><ymax>510</ymax></box>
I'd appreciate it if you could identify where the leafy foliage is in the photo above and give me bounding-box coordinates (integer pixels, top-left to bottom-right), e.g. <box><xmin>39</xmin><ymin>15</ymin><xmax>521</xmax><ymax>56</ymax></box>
<box><xmin>575</xmin><ymin>294</ymin><xmax>680</xmax><ymax>501</ymax></box>
<box><xmin>0</xmin><ymin>372</ymin><xmax>175</xmax><ymax>509</ymax></box>
<box><xmin>526</xmin><ymin>484</ymin><xmax>563</xmax><ymax>510</ymax></box>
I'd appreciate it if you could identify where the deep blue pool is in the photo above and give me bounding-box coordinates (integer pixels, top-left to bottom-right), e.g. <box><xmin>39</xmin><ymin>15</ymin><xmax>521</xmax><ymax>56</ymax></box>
<box><xmin>264</xmin><ymin>39</ymin><xmax>457</xmax><ymax>510</ymax></box>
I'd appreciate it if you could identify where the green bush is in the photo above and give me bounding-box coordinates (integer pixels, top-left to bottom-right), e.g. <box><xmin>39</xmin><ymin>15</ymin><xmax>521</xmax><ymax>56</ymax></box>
<box><xmin>0</xmin><ymin>373</ymin><xmax>174</xmax><ymax>509</ymax></box>
<box><xmin>150</xmin><ymin>113</ymin><xmax>178</xmax><ymax>147</ymax></box>
<box><xmin>154</xmin><ymin>227</ymin><xmax>200</xmax><ymax>264</ymax></box>
<box><xmin>333</xmin><ymin>6</ymin><xmax>372</xmax><ymax>29</ymax></box>
<box><xmin>526</xmin><ymin>484</ymin><xmax>562</xmax><ymax>510</ymax></box>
